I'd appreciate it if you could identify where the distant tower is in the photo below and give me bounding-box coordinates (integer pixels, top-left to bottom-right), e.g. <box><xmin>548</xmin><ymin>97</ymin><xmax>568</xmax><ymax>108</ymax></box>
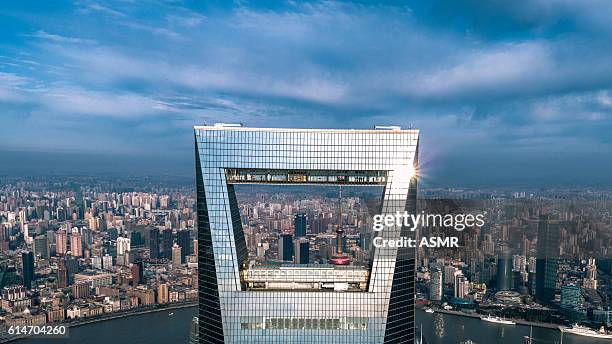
<box><xmin>131</xmin><ymin>261</ymin><xmax>144</xmax><ymax>285</ymax></box>
<box><xmin>536</xmin><ymin>214</ymin><xmax>559</xmax><ymax>304</ymax></box>
<box><xmin>496</xmin><ymin>251</ymin><xmax>513</xmax><ymax>291</ymax></box>
<box><xmin>294</xmin><ymin>213</ymin><xmax>307</xmax><ymax>238</ymax></box>
<box><xmin>57</xmin><ymin>259</ymin><xmax>68</xmax><ymax>288</ymax></box>
<box><xmin>172</xmin><ymin>244</ymin><xmax>182</xmax><ymax>268</ymax></box>
<box><xmin>149</xmin><ymin>228</ymin><xmax>160</xmax><ymax>260</ymax></box>
<box><xmin>70</xmin><ymin>229</ymin><xmax>82</xmax><ymax>257</ymax></box>
<box><xmin>177</xmin><ymin>230</ymin><xmax>191</xmax><ymax>263</ymax></box>
<box><xmin>189</xmin><ymin>317</ymin><xmax>199</xmax><ymax>344</ymax></box>
<box><xmin>430</xmin><ymin>269</ymin><xmax>443</xmax><ymax>301</ymax></box>
<box><xmin>33</xmin><ymin>235</ymin><xmax>49</xmax><ymax>261</ymax></box>
<box><xmin>278</xmin><ymin>233</ymin><xmax>293</xmax><ymax>261</ymax></box>
<box><xmin>329</xmin><ymin>186</ymin><xmax>350</xmax><ymax>265</ymax></box>
<box><xmin>56</xmin><ymin>230</ymin><xmax>67</xmax><ymax>256</ymax></box>
<box><xmin>163</xmin><ymin>229</ymin><xmax>173</xmax><ymax>259</ymax></box>
<box><xmin>294</xmin><ymin>239</ymin><xmax>310</xmax><ymax>264</ymax></box>
<box><xmin>22</xmin><ymin>251</ymin><xmax>34</xmax><ymax>289</ymax></box>
<box><xmin>117</xmin><ymin>237</ymin><xmax>131</xmax><ymax>256</ymax></box>
<box><xmin>584</xmin><ymin>258</ymin><xmax>598</xmax><ymax>290</ymax></box>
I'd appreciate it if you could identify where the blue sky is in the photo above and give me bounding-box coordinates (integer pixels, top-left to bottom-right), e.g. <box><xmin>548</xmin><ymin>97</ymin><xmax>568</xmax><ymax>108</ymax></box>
<box><xmin>1</xmin><ymin>1</ymin><xmax>612</xmax><ymax>185</ymax></box>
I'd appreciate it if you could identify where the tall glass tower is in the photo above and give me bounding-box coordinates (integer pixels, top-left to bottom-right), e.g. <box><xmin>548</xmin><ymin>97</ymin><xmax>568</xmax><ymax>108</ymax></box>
<box><xmin>536</xmin><ymin>214</ymin><xmax>559</xmax><ymax>304</ymax></box>
<box><xmin>195</xmin><ymin>124</ymin><xmax>419</xmax><ymax>344</ymax></box>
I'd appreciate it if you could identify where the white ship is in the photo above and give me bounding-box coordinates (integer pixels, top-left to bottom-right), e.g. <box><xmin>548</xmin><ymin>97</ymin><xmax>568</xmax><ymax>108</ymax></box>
<box><xmin>481</xmin><ymin>315</ymin><xmax>516</xmax><ymax>325</ymax></box>
<box><xmin>424</xmin><ymin>308</ymin><xmax>435</xmax><ymax>313</ymax></box>
<box><xmin>560</xmin><ymin>324</ymin><xmax>612</xmax><ymax>339</ymax></box>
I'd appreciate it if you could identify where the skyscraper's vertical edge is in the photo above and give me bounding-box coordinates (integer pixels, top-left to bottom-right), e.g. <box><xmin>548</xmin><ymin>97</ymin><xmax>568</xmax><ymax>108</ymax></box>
<box><xmin>384</xmin><ymin>137</ymin><xmax>418</xmax><ymax>344</ymax></box>
<box><xmin>195</xmin><ymin>134</ymin><xmax>224</xmax><ymax>344</ymax></box>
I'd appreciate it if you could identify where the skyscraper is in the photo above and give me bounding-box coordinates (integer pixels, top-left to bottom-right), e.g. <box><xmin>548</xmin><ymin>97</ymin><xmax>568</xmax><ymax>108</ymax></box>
<box><xmin>70</xmin><ymin>229</ymin><xmax>82</xmax><ymax>257</ymax></box>
<box><xmin>56</xmin><ymin>230</ymin><xmax>67</xmax><ymax>256</ymax></box>
<box><xmin>454</xmin><ymin>274</ymin><xmax>468</xmax><ymax>299</ymax></box>
<box><xmin>149</xmin><ymin>228</ymin><xmax>160</xmax><ymax>260</ymax></box>
<box><xmin>177</xmin><ymin>229</ymin><xmax>191</xmax><ymax>263</ymax></box>
<box><xmin>496</xmin><ymin>251</ymin><xmax>513</xmax><ymax>291</ymax></box>
<box><xmin>117</xmin><ymin>237</ymin><xmax>131</xmax><ymax>256</ymax></box>
<box><xmin>195</xmin><ymin>125</ymin><xmax>419</xmax><ymax>343</ymax></box>
<box><xmin>57</xmin><ymin>260</ymin><xmax>68</xmax><ymax>288</ymax></box>
<box><xmin>162</xmin><ymin>229</ymin><xmax>173</xmax><ymax>259</ymax></box>
<box><xmin>33</xmin><ymin>235</ymin><xmax>49</xmax><ymax>261</ymax></box>
<box><xmin>131</xmin><ymin>261</ymin><xmax>144</xmax><ymax>285</ymax></box>
<box><xmin>22</xmin><ymin>251</ymin><xmax>34</xmax><ymax>289</ymax></box>
<box><xmin>536</xmin><ymin>214</ymin><xmax>559</xmax><ymax>304</ymax></box>
<box><xmin>172</xmin><ymin>244</ymin><xmax>182</xmax><ymax>268</ymax></box>
<box><xmin>278</xmin><ymin>233</ymin><xmax>293</xmax><ymax>261</ymax></box>
<box><xmin>294</xmin><ymin>239</ymin><xmax>309</xmax><ymax>264</ymax></box>
<box><xmin>430</xmin><ymin>269</ymin><xmax>443</xmax><ymax>302</ymax></box>
<box><xmin>294</xmin><ymin>212</ymin><xmax>307</xmax><ymax>238</ymax></box>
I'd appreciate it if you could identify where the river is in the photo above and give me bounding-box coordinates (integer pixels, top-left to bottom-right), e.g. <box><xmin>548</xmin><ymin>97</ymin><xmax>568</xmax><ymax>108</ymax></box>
<box><xmin>15</xmin><ymin>307</ymin><xmax>609</xmax><ymax>343</ymax></box>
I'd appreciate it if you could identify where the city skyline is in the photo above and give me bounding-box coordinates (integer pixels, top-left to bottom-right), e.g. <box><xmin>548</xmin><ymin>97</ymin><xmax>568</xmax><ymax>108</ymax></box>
<box><xmin>1</xmin><ymin>1</ymin><xmax>612</xmax><ymax>185</ymax></box>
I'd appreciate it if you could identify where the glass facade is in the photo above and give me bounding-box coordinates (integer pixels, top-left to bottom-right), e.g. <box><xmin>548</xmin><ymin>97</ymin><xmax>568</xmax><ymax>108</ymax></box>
<box><xmin>195</xmin><ymin>126</ymin><xmax>419</xmax><ymax>344</ymax></box>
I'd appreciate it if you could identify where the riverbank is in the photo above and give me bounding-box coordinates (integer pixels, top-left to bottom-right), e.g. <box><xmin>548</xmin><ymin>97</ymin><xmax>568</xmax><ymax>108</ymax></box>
<box><xmin>0</xmin><ymin>302</ymin><xmax>197</xmax><ymax>343</ymax></box>
<box><xmin>423</xmin><ymin>307</ymin><xmax>561</xmax><ymax>330</ymax></box>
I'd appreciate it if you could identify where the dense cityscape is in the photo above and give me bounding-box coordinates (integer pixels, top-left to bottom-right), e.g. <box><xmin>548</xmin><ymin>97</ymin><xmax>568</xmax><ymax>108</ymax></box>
<box><xmin>1</xmin><ymin>176</ymin><xmax>611</xmax><ymax>341</ymax></box>
<box><xmin>0</xmin><ymin>176</ymin><xmax>198</xmax><ymax>340</ymax></box>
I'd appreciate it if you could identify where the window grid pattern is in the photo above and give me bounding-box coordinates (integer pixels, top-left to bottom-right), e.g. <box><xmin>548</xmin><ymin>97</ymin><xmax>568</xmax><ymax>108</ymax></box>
<box><xmin>196</xmin><ymin>127</ymin><xmax>419</xmax><ymax>344</ymax></box>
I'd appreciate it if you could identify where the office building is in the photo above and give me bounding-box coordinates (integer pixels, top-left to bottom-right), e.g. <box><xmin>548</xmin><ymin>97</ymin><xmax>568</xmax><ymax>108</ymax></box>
<box><xmin>117</xmin><ymin>237</ymin><xmax>131</xmax><ymax>256</ymax></box>
<box><xmin>71</xmin><ymin>229</ymin><xmax>82</xmax><ymax>257</ymax></box>
<box><xmin>177</xmin><ymin>230</ymin><xmax>191</xmax><ymax>263</ymax></box>
<box><xmin>294</xmin><ymin>213</ymin><xmax>307</xmax><ymax>238</ymax></box>
<box><xmin>163</xmin><ymin>229</ymin><xmax>173</xmax><ymax>259</ymax></box>
<box><xmin>149</xmin><ymin>228</ymin><xmax>160</xmax><ymax>260</ymax></box>
<box><xmin>22</xmin><ymin>251</ymin><xmax>34</xmax><ymax>289</ymax></box>
<box><xmin>430</xmin><ymin>269</ymin><xmax>443</xmax><ymax>302</ymax></box>
<box><xmin>294</xmin><ymin>239</ymin><xmax>309</xmax><ymax>264</ymax></box>
<box><xmin>195</xmin><ymin>125</ymin><xmax>419</xmax><ymax>343</ymax></box>
<box><xmin>157</xmin><ymin>283</ymin><xmax>169</xmax><ymax>304</ymax></box>
<box><xmin>496</xmin><ymin>251</ymin><xmax>513</xmax><ymax>291</ymax></box>
<box><xmin>33</xmin><ymin>236</ymin><xmax>49</xmax><ymax>261</ymax></box>
<box><xmin>278</xmin><ymin>233</ymin><xmax>293</xmax><ymax>261</ymax></box>
<box><xmin>536</xmin><ymin>214</ymin><xmax>559</xmax><ymax>304</ymax></box>
<box><xmin>56</xmin><ymin>230</ymin><xmax>67</xmax><ymax>256</ymax></box>
<box><xmin>172</xmin><ymin>244</ymin><xmax>182</xmax><ymax>268</ymax></box>
<box><xmin>132</xmin><ymin>261</ymin><xmax>144</xmax><ymax>285</ymax></box>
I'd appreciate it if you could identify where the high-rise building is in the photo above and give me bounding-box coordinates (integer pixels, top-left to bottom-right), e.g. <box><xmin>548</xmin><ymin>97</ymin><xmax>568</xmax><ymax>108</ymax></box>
<box><xmin>294</xmin><ymin>239</ymin><xmax>309</xmax><ymax>264</ymax></box>
<box><xmin>70</xmin><ymin>229</ymin><xmax>82</xmax><ymax>257</ymax></box>
<box><xmin>189</xmin><ymin>316</ymin><xmax>199</xmax><ymax>344</ymax></box>
<box><xmin>56</xmin><ymin>230</ymin><xmax>67</xmax><ymax>256</ymax></box>
<box><xmin>22</xmin><ymin>251</ymin><xmax>34</xmax><ymax>289</ymax></box>
<box><xmin>102</xmin><ymin>254</ymin><xmax>113</xmax><ymax>270</ymax></box>
<box><xmin>294</xmin><ymin>213</ymin><xmax>307</xmax><ymax>238</ymax></box>
<box><xmin>157</xmin><ymin>283</ymin><xmax>169</xmax><ymax>304</ymax></box>
<box><xmin>560</xmin><ymin>284</ymin><xmax>582</xmax><ymax>308</ymax></box>
<box><xmin>33</xmin><ymin>235</ymin><xmax>49</xmax><ymax>261</ymax></box>
<box><xmin>172</xmin><ymin>244</ymin><xmax>182</xmax><ymax>268</ymax></box>
<box><xmin>278</xmin><ymin>233</ymin><xmax>293</xmax><ymax>261</ymax></box>
<box><xmin>132</xmin><ymin>261</ymin><xmax>144</xmax><ymax>285</ymax></box>
<box><xmin>57</xmin><ymin>260</ymin><xmax>68</xmax><ymax>288</ymax></box>
<box><xmin>430</xmin><ymin>269</ymin><xmax>443</xmax><ymax>302</ymax></box>
<box><xmin>496</xmin><ymin>251</ymin><xmax>513</xmax><ymax>291</ymax></box>
<box><xmin>177</xmin><ymin>230</ymin><xmax>191</xmax><ymax>263</ymax></box>
<box><xmin>117</xmin><ymin>237</ymin><xmax>131</xmax><ymax>256</ymax></box>
<box><xmin>584</xmin><ymin>258</ymin><xmax>598</xmax><ymax>290</ymax></box>
<box><xmin>149</xmin><ymin>228</ymin><xmax>160</xmax><ymax>260</ymax></box>
<box><xmin>195</xmin><ymin>125</ymin><xmax>419</xmax><ymax>343</ymax></box>
<box><xmin>162</xmin><ymin>229</ymin><xmax>173</xmax><ymax>259</ymax></box>
<box><xmin>454</xmin><ymin>274</ymin><xmax>469</xmax><ymax>299</ymax></box>
<box><xmin>536</xmin><ymin>214</ymin><xmax>559</xmax><ymax>304</ymax></box>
